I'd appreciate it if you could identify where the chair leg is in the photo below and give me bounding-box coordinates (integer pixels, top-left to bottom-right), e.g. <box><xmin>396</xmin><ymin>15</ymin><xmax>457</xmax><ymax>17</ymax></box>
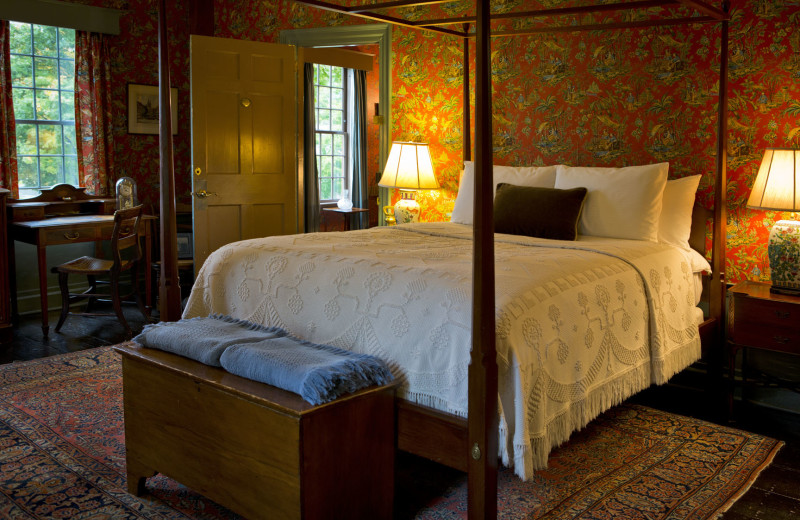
<box><xmin>55</xmin><ymin>271</ymin><xmax>70</xmax><ymax>332</ymax></box>
<box><xmin>110</xmin><ymin>274</ymin><xmax>132</xmax><ymax>338</ymax></box>
<box><xmin>85</xmin><ymin>275</ymin><xmax>98</xmax><ymax>312</ymax></box>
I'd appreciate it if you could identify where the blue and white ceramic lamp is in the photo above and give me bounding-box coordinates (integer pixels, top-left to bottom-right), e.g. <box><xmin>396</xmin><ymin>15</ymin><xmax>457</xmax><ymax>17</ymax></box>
<box><xmin>747</xmin><ymin>148</ymin><xmax>800</xmax><ymax>295</ymax></box>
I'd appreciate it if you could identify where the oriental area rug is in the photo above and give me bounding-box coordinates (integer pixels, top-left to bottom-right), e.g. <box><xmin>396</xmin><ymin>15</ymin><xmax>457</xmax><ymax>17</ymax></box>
<box><xmin>0</xmin><ymin>347</ymin><xmax>783</xmax><ymax>519</ymax></box>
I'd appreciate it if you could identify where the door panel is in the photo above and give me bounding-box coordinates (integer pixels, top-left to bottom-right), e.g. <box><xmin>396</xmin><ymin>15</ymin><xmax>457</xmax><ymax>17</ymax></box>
<box><xmin>191</xmin><ymin>35</ymin><xmax>299</xmax><ymax>271</ymax></box>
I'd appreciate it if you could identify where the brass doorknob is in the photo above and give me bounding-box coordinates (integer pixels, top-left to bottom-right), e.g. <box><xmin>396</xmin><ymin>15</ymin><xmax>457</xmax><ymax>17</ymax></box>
<box><xmin>193</xmin><ymin>190</ymin><xmax>217</xmax><ymax>199</ymax></box>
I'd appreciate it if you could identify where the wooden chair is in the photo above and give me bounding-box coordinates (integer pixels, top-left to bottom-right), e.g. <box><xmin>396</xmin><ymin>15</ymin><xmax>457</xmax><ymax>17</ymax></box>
<box><xmin>52</xmin><ymin>205</ymin><xmax>148</xmax><ymax>338</ymax></box>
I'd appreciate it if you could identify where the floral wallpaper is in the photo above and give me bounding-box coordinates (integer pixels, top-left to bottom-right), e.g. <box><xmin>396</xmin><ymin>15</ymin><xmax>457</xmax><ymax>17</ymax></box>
<box><xmin>61</xmin><ymin>0</ymin><xmax>800</xmax><ymax>284</ymax></box>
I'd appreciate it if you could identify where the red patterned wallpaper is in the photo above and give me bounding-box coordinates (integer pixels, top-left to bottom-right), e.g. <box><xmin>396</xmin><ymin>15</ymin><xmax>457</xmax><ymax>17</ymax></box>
<box><xmin>62</xmin><ymin>0</ymin><xmax>799</xmax><ymax>283</ymax></box>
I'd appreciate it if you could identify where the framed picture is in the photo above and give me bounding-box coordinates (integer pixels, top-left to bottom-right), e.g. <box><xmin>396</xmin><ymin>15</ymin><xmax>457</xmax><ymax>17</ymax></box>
<box><xmin>127</xmin><ymin>83</ymin><xmax>178</xmax><ymax>135</ymax></box>
<box><xmin>176</xmin><ymin>232</ymin><xmax>193</xmax><ymax>259</ymax></box>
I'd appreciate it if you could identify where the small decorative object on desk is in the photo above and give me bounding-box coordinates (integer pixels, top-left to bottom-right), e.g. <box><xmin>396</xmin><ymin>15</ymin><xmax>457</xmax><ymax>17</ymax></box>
<box><xmin>337</xmin><ymin>189</ymin><xmax>353</xmax><ymax>210</ymax></box>
<box><xmin>116</xmin><ymin>177</ymin><xmax>137</xmax><ymax>210</ymax></box>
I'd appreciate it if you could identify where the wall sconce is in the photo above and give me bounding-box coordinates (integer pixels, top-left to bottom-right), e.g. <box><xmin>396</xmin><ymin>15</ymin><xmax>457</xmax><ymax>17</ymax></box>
<box><xmin>746</xmin><ymin>148</ymin><xmax>800</xmax><ymax>294</ymax></box>
<box><xmin>378</xmin><ymin>141</ymin><xmax>439</xmax><ymax>224</ymax></box>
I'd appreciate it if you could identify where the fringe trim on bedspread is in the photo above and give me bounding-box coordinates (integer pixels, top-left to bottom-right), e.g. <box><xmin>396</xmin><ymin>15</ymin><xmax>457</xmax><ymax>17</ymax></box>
<box><xmin>511</xmin><ymin>362</ymin><xmax>652</xmax><ymax>480</ymax></box>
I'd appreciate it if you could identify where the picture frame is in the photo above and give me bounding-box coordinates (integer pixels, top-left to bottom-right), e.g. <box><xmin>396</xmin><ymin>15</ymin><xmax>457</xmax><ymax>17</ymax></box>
<box><xmin>176</xmin><ymin>232</ymin><xmax>193</xmax><ymax>259</ymax></box>
<box><xmin>127</xmin><ymin>83</ymin><xmax>178</xmax><ymax>135</ymax></box>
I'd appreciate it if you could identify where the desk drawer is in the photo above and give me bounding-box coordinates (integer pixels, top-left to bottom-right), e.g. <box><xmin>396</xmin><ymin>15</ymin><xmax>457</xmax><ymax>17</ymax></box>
<box><xmin>44</xmin><ymin>225</ymin><xmax>101</xmax><ymax>244</ymax></box>
<box><xmin>9</xmin><ymin>206</ymin><xmax>45</xmax><ymax>221</ymax></box>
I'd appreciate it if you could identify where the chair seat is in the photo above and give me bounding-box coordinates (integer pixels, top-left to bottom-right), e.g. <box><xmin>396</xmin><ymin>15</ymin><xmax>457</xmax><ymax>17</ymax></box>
<box><xmin>54</xmin><ymin>256</ymin><xmax>133</xmax><ymax>276</ymax></box>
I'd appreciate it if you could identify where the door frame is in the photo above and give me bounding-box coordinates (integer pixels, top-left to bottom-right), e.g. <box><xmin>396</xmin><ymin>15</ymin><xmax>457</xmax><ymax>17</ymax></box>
<box><xmin>280</xmin><ymin>23</ymin><xmax>392</xmax><ymax>225</ymax></box>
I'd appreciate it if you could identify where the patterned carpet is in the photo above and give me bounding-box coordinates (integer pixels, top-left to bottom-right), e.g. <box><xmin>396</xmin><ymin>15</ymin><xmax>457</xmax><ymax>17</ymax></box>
<box><xmin>0</xmin><ymin>346</ymin><xmax>784</xmax><ymax>519</ymax></box>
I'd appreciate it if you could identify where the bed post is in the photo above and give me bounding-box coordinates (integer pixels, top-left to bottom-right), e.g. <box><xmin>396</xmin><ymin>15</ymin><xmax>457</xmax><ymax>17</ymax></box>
<box><xmin>463</xmin><ymin>24</ymin><xmax>471</xmax><ymax>163</ymax></box>
<box><xmin>710</xmin><ymin>0</ymin><xmax>729</xmax><ymax>370</ymax></box>
<box><xmin>157</xmin><ymin>0</ymin><xmax>182</xmax><ymax>321</ymax></box>
<box><xmin>467</xmin><ymin>0</ymin><xmax>498</xmax><ymax>517</ymax></box>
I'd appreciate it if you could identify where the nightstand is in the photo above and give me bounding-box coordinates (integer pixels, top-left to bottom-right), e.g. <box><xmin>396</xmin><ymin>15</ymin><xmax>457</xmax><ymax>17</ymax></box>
<box><xmin>727</xmin><ymin>280</ymin><xmax>800</xmax><ymax>416</ymax></box>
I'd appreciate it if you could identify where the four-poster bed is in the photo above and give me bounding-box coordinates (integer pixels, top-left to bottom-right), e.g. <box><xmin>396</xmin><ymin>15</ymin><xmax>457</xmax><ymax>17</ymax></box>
<box><xmin>145</xmin><ymin>0</ymin><xmax>730</xmax><ymax>517</ymax></box>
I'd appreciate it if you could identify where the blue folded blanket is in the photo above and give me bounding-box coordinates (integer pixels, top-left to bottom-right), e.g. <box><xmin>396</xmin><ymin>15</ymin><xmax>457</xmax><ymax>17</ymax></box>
<box><xmin>220</xmin><ymin>336</ymin><xmax>394</xmax><ymax>405</ymax></box>
<box><xmin>132</xmin><ymin>314</ymin><xmax>287</xmax><ymax>366</ymax></box>
<box><xmin>132</xmin><ymin>315</ymin><xmax>394</xmax><ymax>405</ymax></box>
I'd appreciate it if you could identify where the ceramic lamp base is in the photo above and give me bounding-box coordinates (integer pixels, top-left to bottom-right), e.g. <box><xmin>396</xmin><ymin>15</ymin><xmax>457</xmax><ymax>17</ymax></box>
<box><xmin>768</xmin><ymin>219</ymin><xmax>800</xmax><ymax>294</ymax></box>
<box><xmin>394</xmin><ymin>190</ymin><xmax>420</xmax><ymax>224</ymax></box>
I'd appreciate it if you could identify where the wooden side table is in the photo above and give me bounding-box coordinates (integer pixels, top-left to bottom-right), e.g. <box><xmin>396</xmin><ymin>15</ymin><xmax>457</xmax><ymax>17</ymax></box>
<box><xmin>727</xmin><ymin>280</ymin><xmax>800</xmax><ymax>416</ymax></box>
<box><xmin>322</xmin><ymin>207</ymin><xmax>369</xmax><ymax>231</ymax></box>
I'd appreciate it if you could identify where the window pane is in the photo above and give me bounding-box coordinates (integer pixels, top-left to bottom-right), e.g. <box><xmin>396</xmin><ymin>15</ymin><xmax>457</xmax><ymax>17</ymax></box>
<box><xmin>33</xmin><ymin>25</ymin><xmax>58</xmax><ymax>57</ymax></box>
<box><xmin>9</xmin><ymin>22</ymin><xmax>32</xmax><ymax>55</ymax></box>
<box><xmin>332</xmin><ymin>87</ymin><xmax>343</xmax><ymax>110</ymax></box>
<box><xmin>38</xmin><ymin>124</ymin><xmax>63</xmax><ymax>154</ymax></box>
<box><xmin>333</xmin><ymin>156</ymin><xmax>344</xmax><ymax>176</ymax></box>
<box><xmin>332</xmin><ymin>66</ymin><xmax>343</xmax><ymax>86</ymax></box>
<box><xmin>17</xmin><ymin>156</ymin><xmax>38</xmax><ymax>188</ymax></box>
<box><xmin>320</xmin><ymin>134</ymin><xmax>332</xmax><ymax>155</ymax></box>
<box><xmin>64</xmin><ymin>156</ymin><xmax>79</xmax><ymax>185</ymax></box>
<box><xmin>40</xmin><ymin>156</ymin><xmax>62</xmax><ymax>186</ymax></box>
<box><xmin>63</xmin><ymin>125</ymin><xmax>77</xmax><ymax>153</ymax></box>
<box><xmin>12</xmin><ymin>88</ymin><xmax>34</xmax><ymax>119</ymax></box>
<box><xmin>332</xmin><ymin>177</ymin><xmax>343</xmax><ymax>200</ymax></box>
<box><xmin>10</xmin><ymin>56</ymin><xmax>33</xmax><ymax>87</ymax></box>
<box><xmin>318</xmin><ymin>110</ymin><xmax>330</xmax><ymax>131</ymax></box>
<box><xmin>59</xmin><ymin>60</ymin><xmax>74</xmax><ymax>90</ymax></box>
<box><xmin>333</xmin><ymin>134</ymin><xmax>345</xmax><ymax>155</ymax></box>
<box><xmin>58</xmin><ymin>28</ymin><xmax>75</xmax><ymax>59</ymax></box>
<box><xmin>318</xmin><ymin>86</ymin><xmax>330</xmax><ymax>109</ymax></box>
<box><xmin>36</xmin><ymin>89</ymin><xmax>60</xmax><ymax>120</ymax></box>
<box><xmin>332</xmin><ymin>110</ymin><xmax>343</xmax><ymax>131</ymax></box>
<box><xmin>319</xmin><ymin>177</ymin><xmax>332</xmax><ymax>200</ymax></box>
<box><xmin>318</xmin><ymin>65</ymin><xmax>331</xmax><ymax>87</ymax></box>
<box><xmin>319</xmin><ymin>155</ymin><xmax>332</xmax><ymax>177</ymax></box>
<box><xmin>16</xmin><ymin>124</ymin><xmax>37</xmax><ymax>155</ymax></box>
<box><xmin>34</xmin><ymin>57</ymin><xmax>59</xmax><ymax>89</ymax></box>
<box><xmin>61</xmin><ymin>92</ymin><xmax>75</xmax><ymax>121</ymax></box>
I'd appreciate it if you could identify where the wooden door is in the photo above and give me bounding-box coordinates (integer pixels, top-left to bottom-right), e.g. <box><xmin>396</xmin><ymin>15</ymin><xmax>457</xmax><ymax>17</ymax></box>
<box><xmin>190</xmin><ymin>35</ymin><xmax>300</xmax><ymax>271</ymax></box>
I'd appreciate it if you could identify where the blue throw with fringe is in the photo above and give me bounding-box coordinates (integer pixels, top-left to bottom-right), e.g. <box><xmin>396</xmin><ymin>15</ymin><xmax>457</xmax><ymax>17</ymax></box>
<box><xmin>132</xmin><ymin>314</ymin><xmax>287</xmax><ymax>367</ymax></box>
<box><xmin>132</xmin><ymin>314</ymin><xmax>393</xmax><ymax>405</ymax></box>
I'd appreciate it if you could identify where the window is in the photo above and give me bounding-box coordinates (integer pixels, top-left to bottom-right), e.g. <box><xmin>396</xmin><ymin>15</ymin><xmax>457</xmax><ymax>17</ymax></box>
<box><xmin>314</xmin><ymin>64</ymin><xmax>348</xmax><ymax>202</ymax></box>
<box><xmin>9</xmin><ymin>22</ymin><xmax>77</xmax><ymax>199</ymax></box>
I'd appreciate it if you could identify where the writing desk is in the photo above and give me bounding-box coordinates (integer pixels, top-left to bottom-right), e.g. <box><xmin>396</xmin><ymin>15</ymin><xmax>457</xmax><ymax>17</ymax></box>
<box><xmin>8</xmin><ymin>214</ymin><xmax>154</xmax><ymax>337</ymax></box>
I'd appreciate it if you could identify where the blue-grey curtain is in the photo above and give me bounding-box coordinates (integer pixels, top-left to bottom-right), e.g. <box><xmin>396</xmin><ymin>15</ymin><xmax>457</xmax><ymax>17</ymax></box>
<box><xmin>350</xmin><ymin>69</ymin><xmax>368</xmax><ymax>230</ymax></box>
<box><xmin>304</xmin><ymin>63</ymin><xmax>320</xmax><ymax>232</ymax></box>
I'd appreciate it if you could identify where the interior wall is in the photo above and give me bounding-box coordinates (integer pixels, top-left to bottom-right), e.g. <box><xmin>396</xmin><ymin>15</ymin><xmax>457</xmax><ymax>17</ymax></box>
<box><xmin>53</xmin><ymin>0</ymin><xmax>800</xmax><ymax>285</ymax></box>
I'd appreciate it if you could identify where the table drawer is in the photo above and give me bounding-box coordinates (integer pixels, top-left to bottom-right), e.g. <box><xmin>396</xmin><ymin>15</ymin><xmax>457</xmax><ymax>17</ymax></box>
<box><xmin>733</xmin><ymin>297</ymin><xmax>800</xmax><ymax>352</ymax></box>
<box><xmin>43</xmin><ymin>225</ymin><xmax>101</xmax><ymax>244</ymax></box>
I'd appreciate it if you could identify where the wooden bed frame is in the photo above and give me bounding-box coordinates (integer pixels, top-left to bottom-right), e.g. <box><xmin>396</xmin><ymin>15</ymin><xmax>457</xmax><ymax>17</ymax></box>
<box><xmin>151</xmin><ymin>1</ymin><xmax>730</xmax><ymax>517</ymax></box>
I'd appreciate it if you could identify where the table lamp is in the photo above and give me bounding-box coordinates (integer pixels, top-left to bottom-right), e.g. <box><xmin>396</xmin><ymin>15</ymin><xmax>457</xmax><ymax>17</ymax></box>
<box><xmin>378</xmin><ymin>141</ymin><xmax>439</xmax><ymax>224</ymax></box>
<box><xmin>746</xmin><ymin>148</ymin><xmax>800</xmax><ymax>295</ymax></box>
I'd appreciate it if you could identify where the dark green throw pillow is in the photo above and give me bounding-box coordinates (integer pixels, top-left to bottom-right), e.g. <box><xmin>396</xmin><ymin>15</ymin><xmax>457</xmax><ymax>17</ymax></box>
<box><xmin>494</xmin><ymin>183</ymin><xmax>588</xmax><ymax>241</ymax></box>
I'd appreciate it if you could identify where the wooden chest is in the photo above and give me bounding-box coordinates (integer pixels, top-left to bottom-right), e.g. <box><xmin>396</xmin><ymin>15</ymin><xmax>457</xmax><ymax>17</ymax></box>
<box><xmin>115</xmin><ymin>342</ymin><xmax>396</xmax><ymax>520</ymax></box>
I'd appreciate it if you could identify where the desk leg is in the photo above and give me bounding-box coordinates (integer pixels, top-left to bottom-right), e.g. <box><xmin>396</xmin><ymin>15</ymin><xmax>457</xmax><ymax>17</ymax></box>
<box><xmin>37</xmin><ymin>244</ymin><xmax>49</xmax><ymax>337</ymax></box>
<box><xmin>8</xmin><ymin>237</ymin><xmax>18</xmax><ymax>326</ymax></box>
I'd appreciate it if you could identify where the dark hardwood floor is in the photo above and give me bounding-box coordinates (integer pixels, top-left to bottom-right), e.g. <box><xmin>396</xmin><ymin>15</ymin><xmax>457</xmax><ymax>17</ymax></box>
<box><xmin>1</xmin><ymin>309</ymin><xmax>799</xmax><ymax>519</ymax></box>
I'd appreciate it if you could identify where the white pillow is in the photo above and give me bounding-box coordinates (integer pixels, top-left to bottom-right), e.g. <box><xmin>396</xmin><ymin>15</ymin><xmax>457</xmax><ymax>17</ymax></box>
<box><xmin>658</xmin><ymin>175</ymin><xmax>702</xmax><ymax>251</ymax></box>
<box><xmin>450</xmin><ymin>161</ymin><xmax>558</xmax><ymax>225</ymax></box>
<box><xmin>554</xmin><ymin>163</ymin><xmax>669</xmax><ymax>241</ymax></box>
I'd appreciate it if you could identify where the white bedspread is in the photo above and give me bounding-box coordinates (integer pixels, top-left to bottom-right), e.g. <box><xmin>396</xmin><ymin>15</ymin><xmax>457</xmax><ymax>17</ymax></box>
<box><xmin>183</xmin><ymin>222</ymin><xmax>701</xmax><ymax>479</ymax></box>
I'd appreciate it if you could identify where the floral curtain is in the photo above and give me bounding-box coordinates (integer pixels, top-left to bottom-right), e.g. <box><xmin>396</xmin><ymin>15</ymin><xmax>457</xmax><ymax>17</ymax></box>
<box><xmin>0</xmin><ymin>20</ymin><xmax>18</xmax><ymax>198</ymax></box>
<box><xmin>75</xmin><ymin>30</ymin><xmax>114</xmax><ymax>196</ymax></box>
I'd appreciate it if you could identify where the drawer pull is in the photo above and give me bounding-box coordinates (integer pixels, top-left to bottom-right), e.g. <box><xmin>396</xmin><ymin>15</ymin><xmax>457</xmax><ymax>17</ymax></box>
<box><xmin>64</xmin><ymin>232</ymin><xmax>80</xmax><ymax>240</ymax></box>
<box><xmin>775</xmin><ymin>310</ymin><xmax>791</xmax><ymax>319</ymax></box>
<box><xmin>773</xmin><ymin>336</ymin><xmax>791</xmax><ymax>344</ymax></box>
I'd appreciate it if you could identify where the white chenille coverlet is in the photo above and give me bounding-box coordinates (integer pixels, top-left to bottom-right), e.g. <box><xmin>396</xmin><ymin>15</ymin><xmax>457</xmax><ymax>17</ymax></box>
<box><xmin>183</xmin><ymin>222</ymin><xmax>702</xmax><ymax>480</ymax></box>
